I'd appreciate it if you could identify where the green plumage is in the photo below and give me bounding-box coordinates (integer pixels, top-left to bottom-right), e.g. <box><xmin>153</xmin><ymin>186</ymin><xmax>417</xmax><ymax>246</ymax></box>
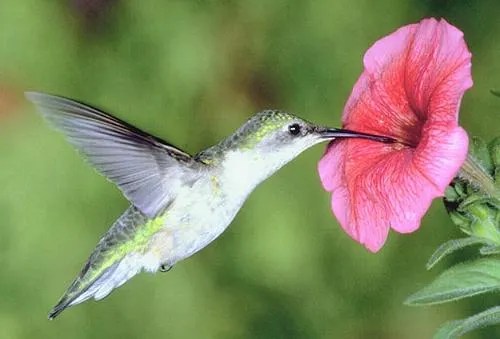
<box><xmin>50</xmin><ymin>207</ymin><xmax>166</xmax><ymax>319</ymax></box>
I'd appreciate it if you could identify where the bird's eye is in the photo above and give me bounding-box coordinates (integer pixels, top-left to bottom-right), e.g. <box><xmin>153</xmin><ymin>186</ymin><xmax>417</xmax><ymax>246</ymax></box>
<box><xmin>288</xmin><ymin>123</ymin><xmax>301</xmax><ymax>136</ymax></box>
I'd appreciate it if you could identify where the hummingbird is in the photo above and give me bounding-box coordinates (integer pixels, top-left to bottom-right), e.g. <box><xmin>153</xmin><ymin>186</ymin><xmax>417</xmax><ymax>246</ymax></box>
<box><xmin>26</xmin><ymin>92</ymin><xmax>395</xmax><ymax>320</ymax></box>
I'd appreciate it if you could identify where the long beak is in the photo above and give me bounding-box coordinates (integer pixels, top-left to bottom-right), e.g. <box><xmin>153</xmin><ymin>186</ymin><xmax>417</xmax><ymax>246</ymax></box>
<box><xmin>316</xmin><ymin>127</ymin><xmax>397</xmax><ymax>144</ymax></box>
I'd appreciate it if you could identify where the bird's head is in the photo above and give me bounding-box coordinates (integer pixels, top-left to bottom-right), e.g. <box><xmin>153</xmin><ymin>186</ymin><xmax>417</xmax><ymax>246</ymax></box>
<box><xmin>200</xmin><ymin>110</ymin><xmax>394</xmax><ymax>189</ymax></box>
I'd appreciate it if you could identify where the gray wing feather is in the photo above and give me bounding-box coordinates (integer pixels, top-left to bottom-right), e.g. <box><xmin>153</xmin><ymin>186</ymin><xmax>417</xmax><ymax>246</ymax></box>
<box><xmin>26</xmin><ymin>92</ymin><xmax>203</xmax><ymax>217</ymax></box>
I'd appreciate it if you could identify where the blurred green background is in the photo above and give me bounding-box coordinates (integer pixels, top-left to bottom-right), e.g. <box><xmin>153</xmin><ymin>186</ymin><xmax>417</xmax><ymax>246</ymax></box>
<box><xmin>0</xmin><ymin>0</ymin><xmax>499</xmax><ymax>338</ymax></box>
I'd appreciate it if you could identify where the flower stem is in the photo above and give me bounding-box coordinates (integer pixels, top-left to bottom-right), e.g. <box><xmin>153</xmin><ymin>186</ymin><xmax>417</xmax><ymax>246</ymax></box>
<box><xmin>458</xmin><ymin>154</ymin><xmax>499</xmax><ymax>200</ymax></box>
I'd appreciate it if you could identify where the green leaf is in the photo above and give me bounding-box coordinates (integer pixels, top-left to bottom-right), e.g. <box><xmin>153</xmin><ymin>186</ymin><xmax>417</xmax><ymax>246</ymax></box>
<box><xmin>491</xmin><ymin>89</ymin><xmax>500</xmax><ymax>98</ymax></box>
<box><xmin>445</xmin><ymin>186</ymin><xmax>460</xmax><ymax>202</ymax></box>
<box><xmin>470</xmin><ymin>137</ymin><xmax>494</xmax><ymax>174</ymax></box>
<box><xmin>426</xmin><ymin>237</ymin><xmax>491</xmax><ymax>270</ymax></box>
<box><xmin>489</xmin><ymin>136</ymin><xmax>500</xmax><ymax>168</ymax></box>
<box><xmin>433</xmin><ymin>306</ymin><xmax>500</xmax><ymax>339</ymax></box>
<box><xmin>459</xmin><ymin>195</ymin><xmax>494</xmax><ymax>210</ymax></box>
<box><xmin>453</xmin><ymin>181</ymin><xmax>467</xmax><ymax>197</ymax></box>
<box><xmin>448</xmin><ymin>211</ymin><xmax>472</xmax><ymax>233</ymax></box>
<box><xmin>480</xmin><ymin>244</ymin><xmax>500</xmax><ymax>255</ymax></box>
<box><xmin>405</xmin><ymin>258</ymin><xmax>500</xmax><ymax>306</ymax></box>
<box><xmin>468</xmin><ymin>212</ymin><xmax>500</xmax><ymax>244</ymax></box>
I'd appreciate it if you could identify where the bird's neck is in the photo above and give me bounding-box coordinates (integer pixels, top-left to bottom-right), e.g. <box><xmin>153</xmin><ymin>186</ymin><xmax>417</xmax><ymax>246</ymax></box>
<box><xmin>217</xmin><ymin>149</ymin><xmax>287</xmax><ymax>198</ymax></box>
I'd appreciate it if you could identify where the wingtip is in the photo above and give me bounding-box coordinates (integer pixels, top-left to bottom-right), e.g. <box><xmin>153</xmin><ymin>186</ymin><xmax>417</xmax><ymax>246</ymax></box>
<box><xmin>24</xmin><ymin>91</ymin><xmax>40</xmax><ymax>101</ymax></box>
<box><xmin>25</xmin><ymin>92</ymin><xmax>52</xmax><ymax>107</ymax></box>
<box><xmin>25</xmin><ymin>91</ymin><xmax>61</xmax><ymax>105</ymax></box>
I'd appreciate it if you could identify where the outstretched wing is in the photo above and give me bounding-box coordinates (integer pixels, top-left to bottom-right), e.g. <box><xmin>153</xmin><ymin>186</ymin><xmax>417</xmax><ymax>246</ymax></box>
<box><xmin>26</xmin><ymin>92</ymin><xmax>203</xmax><ymax>217</ymax></box>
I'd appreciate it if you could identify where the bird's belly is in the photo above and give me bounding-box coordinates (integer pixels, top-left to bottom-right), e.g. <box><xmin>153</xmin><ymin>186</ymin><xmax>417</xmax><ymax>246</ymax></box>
<box><xmin>151</xmin><ymin>184</ymin><xmax>245</xmax><ymax>266</ymax></box>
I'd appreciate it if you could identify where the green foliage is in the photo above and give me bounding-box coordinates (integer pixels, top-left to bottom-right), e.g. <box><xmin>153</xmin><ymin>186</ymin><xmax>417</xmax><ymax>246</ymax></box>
<box><xmin>444</xmin><ymin>137</ymin><xmax>500</xmax><ymax>242</ymax></box>
<box><xmin>470</xmin><ymin>136</ymin><xmax>494</xmax><ymax>174</ymax></box>
<box><xmin>409</xmin><ymin>136</ymin><xmax>500</xmax><ymax>337</ymax></box>
<box><xmin>406</xmin><ymin>259</ymin><xmax>500</xmax><ymax>306</ymax></box>
<box><xmin>491</xmin><ymin>90</ymin><xmax>500</xmax><ymax>98</ymax></box>
<box><xmin>425</xmin><ymin>237</ymin><xmax>492</xmax><ymax>270</ymax></box>
<box><xmin>434</xmin><ymin>307</ymin><xmax>500</xmax><ymax>339</ymax></box>
<box><xmin>488</xmin><ymin>137</ymin><xmax>500</xmax><ymax>169</ymax></box>
<box><xmin>480</xmin><ymin>244</ymin><xmax>500</xmax><ymax>255</ymax></box>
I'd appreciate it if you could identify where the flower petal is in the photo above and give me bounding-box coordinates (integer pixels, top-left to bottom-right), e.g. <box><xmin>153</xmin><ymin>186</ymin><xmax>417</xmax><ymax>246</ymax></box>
<box><xmin>413</xmin><ymin>123</ymin><xmax>469</xmax><ymax>193</ymax></box>
<box><xmin>319</xmin><ymin>18</ymin><xmax>472</xmax><ymax>252</ymax></box>
<box><xmin>322</xmin><ymin>124</ymin><xmax>468</xmax><ymax>250</ymax></box>
<box><xmin>331</xmin><ymin>181</ymin><xmax>390</xmax><ymax>252</ymax></box>
<box><xmin>405</xmin><ymin>19</ymin><xmax>473</xmax><ymax>122</ymax></box>
<box><xmin>343</xmin><ymin>18</ymin><xmax>472</xmax><ymax>144</ymax></box>
<box><xmin>318</xmin><ymin>141</ymin><xmax>345</xmax><ymax>192</ymax></box>
<box><xmin>343</xmin><ymin>57</ymin><xmax>423</xmax><ymax>146</ymax></box>
<box><xmin>326</xmin><ymin>141</ymin><xmax>401</xmax><ymax>251</ymax></box>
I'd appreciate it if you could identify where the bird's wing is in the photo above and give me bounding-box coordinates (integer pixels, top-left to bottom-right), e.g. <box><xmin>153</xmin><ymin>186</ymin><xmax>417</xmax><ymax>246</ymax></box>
<box><xmin>26</xmin><ymin>92</ymin><xmax>204</xmax><ymax>218</ymax></box>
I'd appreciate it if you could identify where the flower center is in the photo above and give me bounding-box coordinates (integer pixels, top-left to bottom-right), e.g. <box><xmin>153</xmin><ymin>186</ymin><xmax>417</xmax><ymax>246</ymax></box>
<box><xmin>394</xmin><ymin>110</ymin><xmax>425</xmax><ymax>149</ymax></box>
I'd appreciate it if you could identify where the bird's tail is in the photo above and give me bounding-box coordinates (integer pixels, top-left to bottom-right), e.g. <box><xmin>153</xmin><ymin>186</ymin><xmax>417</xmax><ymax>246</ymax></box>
<box><xmin>48</xmin><ymin>250</ymin><xmax>158</xmax><ymax>320</ymax></box>
<box><xmin>48</xmin><ymin>253</ymin><xmax>149</xmax><ymax>319</ymax></box>
<box><xmin>48</xmin><ymin>207</ymin><xmax>163</xmax><ymax>319</ymax></box>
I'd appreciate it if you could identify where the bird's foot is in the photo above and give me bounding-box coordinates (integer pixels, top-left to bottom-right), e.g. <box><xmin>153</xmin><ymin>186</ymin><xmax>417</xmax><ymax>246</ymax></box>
<box><xmin>159</xmin><ymin>263</ymin><xmax>173</xmax><ymax>272</ymax></box>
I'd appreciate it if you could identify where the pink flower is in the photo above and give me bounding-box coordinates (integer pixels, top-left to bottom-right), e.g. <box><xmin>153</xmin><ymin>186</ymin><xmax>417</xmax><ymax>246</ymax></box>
<box><xmin>318</xmin><ymin>18</ymin><xmax>472</xmax><ymax>252</ymax></box>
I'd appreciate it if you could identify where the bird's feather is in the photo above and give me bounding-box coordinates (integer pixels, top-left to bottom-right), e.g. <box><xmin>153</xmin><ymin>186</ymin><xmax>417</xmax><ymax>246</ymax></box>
<box><xmin>26</xmin><ymin>92</ymin><xmax>204</xmax><ymax>217</ymax></box>
<box><xmin>48</xmin><ymin>206</ymin><xmax>165</xmax><ymax>319</ymax></box>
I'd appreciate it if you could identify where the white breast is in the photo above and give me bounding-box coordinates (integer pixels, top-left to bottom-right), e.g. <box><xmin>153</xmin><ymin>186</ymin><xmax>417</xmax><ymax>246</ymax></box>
<box><xmin>153</xmin><ymin>149</ymin><xmax>287</xmax><ymax>266</ymax></box>
<box><xmin>153</xmin><ymin>170</ymin><xmax>249</xmax><ymax>266</ymax></box>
